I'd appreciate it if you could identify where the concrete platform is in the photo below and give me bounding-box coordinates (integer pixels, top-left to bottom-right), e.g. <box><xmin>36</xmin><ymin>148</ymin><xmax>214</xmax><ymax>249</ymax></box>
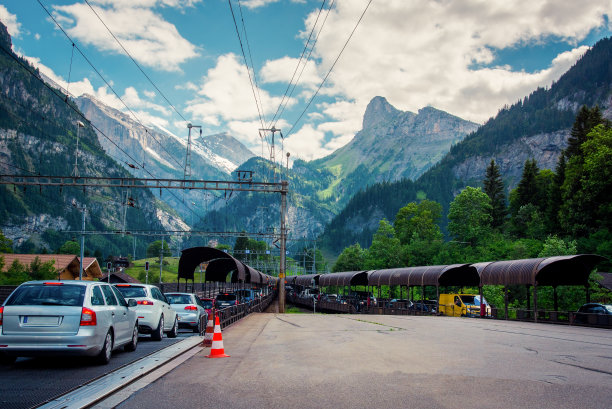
<box><xmin>114</xmin><ymin>313</ymin><xmax>612</xmax><ymax>409</ymax></box>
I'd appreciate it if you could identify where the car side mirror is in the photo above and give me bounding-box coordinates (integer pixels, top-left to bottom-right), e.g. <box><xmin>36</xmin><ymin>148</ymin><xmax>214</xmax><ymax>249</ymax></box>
<box><xmin>128</xmin><ymin>299</ymin><xmax>137</xmax><ymax>307</ymax></box>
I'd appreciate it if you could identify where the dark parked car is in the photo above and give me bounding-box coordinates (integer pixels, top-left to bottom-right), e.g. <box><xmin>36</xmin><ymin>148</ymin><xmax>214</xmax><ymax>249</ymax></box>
<box><xmin>215</xmin><ymin>293</ymin><xmax>239</xmax><ymax>309</ymax></box>
<box><xmin>574</xmin><ymin>303</ymin><xmax>612</xmax><ymax>325</ymax></box>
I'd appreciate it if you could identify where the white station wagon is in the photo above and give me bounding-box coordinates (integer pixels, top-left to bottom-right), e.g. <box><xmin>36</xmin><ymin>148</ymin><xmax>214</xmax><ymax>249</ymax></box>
<box><xmin>0</xmin><ymin>280</ymin><xmax>139</xmax><ymax>365</ymax></box>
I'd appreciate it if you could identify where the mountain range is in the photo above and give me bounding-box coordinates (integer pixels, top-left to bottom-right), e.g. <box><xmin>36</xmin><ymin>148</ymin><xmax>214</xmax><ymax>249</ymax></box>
<box><xmin>2</xmin><ymin>16</ymin><xmax>609</xmax><ymax>264</ymax></box>
<box><xmin>320</xmin><ymin>36</ymin><xmax>612</xmax><ymax>254</ymax></box>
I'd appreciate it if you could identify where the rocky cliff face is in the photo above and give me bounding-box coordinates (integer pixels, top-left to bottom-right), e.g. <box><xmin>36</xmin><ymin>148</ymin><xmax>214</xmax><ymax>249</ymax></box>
<box><xmin>452</xmin><ymin>130</ymin><xmax>569</xmax><ymax>189</ymax></box>
<box><xmin>75</xmin><ymin>95</ymin><xmax>255</xmax><ymax>178</ymax></box>
<box><xmin>304</xmin><ymin>96</ymin><xmax>479</xmax><ymax>210</ymax></box>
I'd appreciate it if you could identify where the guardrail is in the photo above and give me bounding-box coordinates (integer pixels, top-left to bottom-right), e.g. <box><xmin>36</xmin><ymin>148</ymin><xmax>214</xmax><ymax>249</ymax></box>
<box><xmin>286</xmin><ymin>294</ymin><xmax>612</xmax><ymax>329</ymax></box>
<box><xmin>215</xmin><ymin>293</ymin><xmax>275</xmax><ymax>329</ymax></box>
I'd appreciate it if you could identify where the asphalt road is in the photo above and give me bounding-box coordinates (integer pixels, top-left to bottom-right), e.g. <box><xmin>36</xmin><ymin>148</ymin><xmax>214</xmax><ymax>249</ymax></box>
<box><xmin>114</xmin><ymin>313</ymin><xmax>612</xmax><ymax>409</ymax></box>
<box><xmin>0</xmin><ymin>330</ymin><xmax>195</xmax><ymax>409</ymax></box>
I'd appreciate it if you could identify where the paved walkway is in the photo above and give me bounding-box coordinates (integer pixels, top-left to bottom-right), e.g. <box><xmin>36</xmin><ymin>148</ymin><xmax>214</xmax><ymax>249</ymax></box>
<box><xmin>115</xmin><ymin>314</ymin><xmax>612</xmax><ymax>409</ymax></box>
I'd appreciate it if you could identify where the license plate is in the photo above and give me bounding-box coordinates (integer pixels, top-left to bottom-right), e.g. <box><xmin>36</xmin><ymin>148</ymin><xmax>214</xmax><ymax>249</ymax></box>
<box><xmin>23</xmin><ymin>316</ymin><xmax>61</xmax><ymax>326</ymax></box>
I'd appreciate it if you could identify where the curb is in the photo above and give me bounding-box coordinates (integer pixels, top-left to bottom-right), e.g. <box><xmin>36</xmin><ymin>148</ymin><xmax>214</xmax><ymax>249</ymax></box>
<box><xmin>37</xmin><ymin>336</ymin><xmax>204</xmax><ymax>409</ymax></box>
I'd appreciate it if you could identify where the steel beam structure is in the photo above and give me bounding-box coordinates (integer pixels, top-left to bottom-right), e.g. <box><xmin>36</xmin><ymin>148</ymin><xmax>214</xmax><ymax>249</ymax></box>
<box><xmin>2</xmin><ymin>173</ymin><xmax>289</xmax><ymax>312</ymax></box>
<box><xmin>0</xmin><ymin>174</ymin><xmax>284</xmax><ymax>193</ymax></box>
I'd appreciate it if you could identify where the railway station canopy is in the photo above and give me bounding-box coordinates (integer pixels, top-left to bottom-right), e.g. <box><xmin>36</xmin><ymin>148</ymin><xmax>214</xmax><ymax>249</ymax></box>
<box><xmin>178</xmin><ymin>246</ymin><xmax>273</xmax><ymax>284</ymax></box>
<box><xmin>294</xmin><ymin>274</ymin><xmax>320</xmax><ymax>287</ymax></box>
<box><xmin>318</xmin><ymin>271</ymin><xmax>369</xmax><ymax>287</ymax></box>
<box><xmin>316</xmin><ymin>254</ymin><xmax>605</xmax><ymax>289</ymax></box>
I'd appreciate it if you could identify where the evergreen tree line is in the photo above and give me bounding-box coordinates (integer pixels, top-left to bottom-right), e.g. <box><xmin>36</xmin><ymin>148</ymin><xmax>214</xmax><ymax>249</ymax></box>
<box><xmin>332</xmin><ymin>106</ymin><xmax>612</xmax><ymax>310</ymax></box>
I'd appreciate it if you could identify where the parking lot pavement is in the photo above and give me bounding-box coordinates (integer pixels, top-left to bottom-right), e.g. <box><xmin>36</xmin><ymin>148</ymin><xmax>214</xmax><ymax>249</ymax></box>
<box><xmin>115</xmin><ymin>313</ymin><xmax>612</xmax><ymax>409</ymax></box>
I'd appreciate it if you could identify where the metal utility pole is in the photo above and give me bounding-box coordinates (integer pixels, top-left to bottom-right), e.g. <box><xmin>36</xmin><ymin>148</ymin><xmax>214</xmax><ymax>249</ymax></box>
<box><xmin>72</xmin><ymin>121</ymin><xmax>85</xmax><ymax>177</ymax></box>
<box><xmin>184</xmin><ymin>124</ymin><xmax>201</xmax><ymax>180</ymax></box>
<box><xmin>279</xmin><ymin>180</ymin><xmax>288</xmax><ymax>313</ymax></box>
<box><xmin>259</xmin><ymin>127</ymin><xmax>283</xmax><ymax>182</ymax></box>
<box><xmin>79</xmin><ymin>204</ymin><xmax>86</xmax><ymax>280</ymax></box>
<box><xmin>159</xmin><ymin>236</ymin><xmax>165</xmax><ymax>284</ymax></box>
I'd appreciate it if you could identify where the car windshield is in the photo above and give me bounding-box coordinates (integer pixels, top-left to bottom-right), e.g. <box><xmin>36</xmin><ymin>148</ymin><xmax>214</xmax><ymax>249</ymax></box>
<box><xmin>605</xmin><ymin>305</ymin><xmax>612</xmax><ymax>313</ymax></box>
<box><xmin>6</xmin><ymin>284</ymin><xmax>85</xmax><ymax>306</ymax></box>
<box><xmin>460</xmin><ymin>295</ymin><xmax>477</xmax><ymax>305</ymax></box>
<box><xmin>165</xmin><ymin>294</ymin><xmax>192</xmax><ymax>304</ymax></box>
<box><xmin>201</xmin><ymin>300</ymin><xmax>214</xmax><ymax>308</ymax></box>
<box><xmin>115</xmin><ymin>286</ymin><xmax>147</xmax><ymax>298</ymax></box>
<box><xmin>217</xmin><ymin>294</ymin><xmax>237</xmax><ymax>301</ymax></box>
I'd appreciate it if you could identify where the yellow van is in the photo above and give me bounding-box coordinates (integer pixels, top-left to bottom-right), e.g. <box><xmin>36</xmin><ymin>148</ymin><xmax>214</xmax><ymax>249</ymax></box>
<box><xmin>438</xmin><ymin>294</ymin><xmax>490</xmax><ymax>317</ymax></box>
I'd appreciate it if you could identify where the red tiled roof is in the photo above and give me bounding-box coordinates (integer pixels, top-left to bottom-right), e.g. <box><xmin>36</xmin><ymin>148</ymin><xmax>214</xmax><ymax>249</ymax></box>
<box><xmin>0</xmin><ymin>254</ymin><xmax>78</xmax><ymax>272</ymax></box>
<box><xmin>99</xmin><ymin>271</ymin><xmax>141</xmax><ymax>283</ymax></box>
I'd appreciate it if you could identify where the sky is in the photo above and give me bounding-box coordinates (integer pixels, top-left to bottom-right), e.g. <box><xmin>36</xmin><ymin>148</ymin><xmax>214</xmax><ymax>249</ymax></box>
<box><xmin>1</xmin><ymin>0</ymin><xmax>611</xmax><ymax>166</ymax></box>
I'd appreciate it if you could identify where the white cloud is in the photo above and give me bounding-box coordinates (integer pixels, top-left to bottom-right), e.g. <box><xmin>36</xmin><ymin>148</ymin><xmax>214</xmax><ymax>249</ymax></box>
<box><xmin>0</xmin><ymin>5</ymin><xmax>21</xmax><ymax>38</ymax></box>
<box><xmin>260</xmin><ymin>56</ymin><xmax>321</xmax><ymax>88</ymax></box>
<box><xmin>88</xmin><ymin>1</ymin><xmax>202</xmax><ymax>10</ymax></box>
<box><xmin>185</xmin><ymin>53</ymin><xmax>296</xmax><ymax>126</ymax></box>
<box><xmin>295</xmin><ymin>0</ymin><xmax>611</xmax><ymax>130</ymax></box>
<box><xmin>283</xmin><ymin>123</ymin><xmax>334</xmax><ymax>161</ymax></box>
<box><xmin>22</xmin><ymin>55</ymin><xmax>176</xmax><ymax>131</ymax></box>
<box><xmin>34</xmin><ymin>33</ymin><xmax>41</xmax><ymax>40</ymax></box>
<box><xmin>175</xmin><ymin>82</ymin><xmax>199</xmax><ymax>91</ymax></box>
<box><xmin>123</xmin><ymin>87</ymin><xmax>170</xmax><ymax>115</ymax></box>
<box><xmin>52</xmin><ymin>2</ymin><xmax>199</xmax><ymax>72</ymax></box>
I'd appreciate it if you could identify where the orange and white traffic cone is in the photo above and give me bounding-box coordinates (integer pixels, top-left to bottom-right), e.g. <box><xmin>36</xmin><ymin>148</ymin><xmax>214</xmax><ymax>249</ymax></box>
<box><xmin>202</xmin><ymin>313</ymin><xmax>214</xmax><ymax>347</ymax></box>
<box><xmin>206</xmin><ymin>313</ymin><xmax>230</xmax><ymax>358</ymax></box>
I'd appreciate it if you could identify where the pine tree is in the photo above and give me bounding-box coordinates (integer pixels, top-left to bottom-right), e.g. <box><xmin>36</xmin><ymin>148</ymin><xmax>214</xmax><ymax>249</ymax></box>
<box><xmin>546</xmin><ymin>153</ymin><xmax>566</xmax><ymax>235</ymax></box>
<box><xmin>483</xmin><ymin>159</ymin><xmax>506</xmax><ymax>229</ymax></box>
<box><xmin>511</xmin><ymin>159</ymin><xmax>539</xmax><ymax>216</ymax></box>
<box><xmin>565</xmin><ymin>105</ymin><xmax>604</xmax><ymax>160</ymax></box>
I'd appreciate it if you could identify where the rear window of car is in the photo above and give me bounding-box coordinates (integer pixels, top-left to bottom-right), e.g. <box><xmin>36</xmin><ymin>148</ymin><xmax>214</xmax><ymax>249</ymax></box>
<box><xmin>166</xmin><ymin>294</ymin><xmax>192</xmax><ymax>304</ymax></box>
<box><xmin>115</xmin><ymin>285</ymin><xmax>147</xmax><ymax>298</ymax></box>
<box><xmin>5</xmin><ymin>284</ymin><xmax>85</xmax><ymax>306</ymax></box>
<box><xmin>201</xmin><ymin>299</ymin><xmax>213</xmax><ymax>308</ymax></box>
<box><xmin>217</xmin><ymin>294</ymin><xmax>237</xmax><ymax>301</ymax></box>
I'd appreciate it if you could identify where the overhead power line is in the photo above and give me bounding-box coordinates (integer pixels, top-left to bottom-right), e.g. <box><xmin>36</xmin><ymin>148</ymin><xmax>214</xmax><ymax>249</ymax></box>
<box><xmin>0</xmin><ymin>43</ymin><xmax>205</xmax><ymax>228</ymax></box>
<box><xmin>286</xmin><ymin>0</ymin><xmax>374</xmax><ymax>138</ymax></box>
<box><xmin>227</xmin><ymin>0</ymin><xmax>266</xmax><ymax>129</ymax></box>
<box><xmin>268</xmin><ymin>0</ymin><xmax>332</xmax><ymax>128</ymax></box>
<box><xmin>36</xmin><ymin>0</ymin><xmax>184</xmax><ymax>170</ymax></box>
<box><xmin>82</xmin><ymin>0</ymin><xmax>189</xmax><ymax>124</ymax></box>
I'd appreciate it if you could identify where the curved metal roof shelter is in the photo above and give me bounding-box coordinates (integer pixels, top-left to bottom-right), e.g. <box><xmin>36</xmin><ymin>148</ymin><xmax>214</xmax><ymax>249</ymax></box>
<box><xmin>178</xmin><ymin>246</ymin><xmax>232</xmax><ymax>280</ymax></box>
<box><xmin>294</xmin><ymin>274</ymin><xmax>320</xmax><ymax>287</ymax></box>
<box><xmin>205</xmin><ymin>257</ymin><xmax>246</xmax><ymax>283</ymax></box>
<box><xmin>475</xmin><ymin>254</ymin><xmax>606</xmax><ymax>286</ymax></box>
<box><xmin>318</xmin><ymin>271</ymin><xmax>369</xmax><ymax>287</ymax></box>
<box><xmin>438</xmin><ymin>264</ymin><xmax>480</xmax><ymax>286</ymax></box>
<box><xmin>366</xmin><ymin>264</ymin><xmax>478</xmax><ymax>287</ymax></box>
<box><xmin>285</xmin><ymin>275</ymin><xmax>297</xmax><ymax>285</ymax></box>
<box><xmin>178</xmin><ymin>246</ymin><xmax>268</xmax><ymax>284</ymax></box>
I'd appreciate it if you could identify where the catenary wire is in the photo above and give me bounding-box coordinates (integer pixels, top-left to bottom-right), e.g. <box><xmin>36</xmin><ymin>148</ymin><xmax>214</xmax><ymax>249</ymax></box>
<box><xmin>272</xmin><ymin>0</ymin><xmax>335</xmax><ymax>129</ymax></box>
<box><xmin>36</xmin><ymin>0</ymin><xmax>185</xmax><ymax>170</ymax></box>
<box><xmin>267</xmin><ymin>0</ymin><xmax>329</xmax><ymax>128</ymax></box>
<box><xmin>0</xmin><ymin>43</ymin><xmax>208</xmax><ymax>228</ymax></box>
<box><xmin>286</xmin><ymin>0</ymin><xmax>373</xmax><ymax>138</ymax></box>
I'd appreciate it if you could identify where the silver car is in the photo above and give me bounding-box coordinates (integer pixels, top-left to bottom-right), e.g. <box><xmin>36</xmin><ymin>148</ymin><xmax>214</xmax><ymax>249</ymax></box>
<box><xmin>0</xmin><ymin>280</ymin><xmax>139</xmax><ymax>365</ymax></box>
<box><xmin>164</xmin><ymin>292</ymin><xmax>208</xmax><ymax>334</ymax></box>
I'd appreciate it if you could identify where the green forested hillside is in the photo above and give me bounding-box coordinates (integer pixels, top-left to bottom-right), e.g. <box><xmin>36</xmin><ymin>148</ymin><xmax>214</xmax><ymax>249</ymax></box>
<box><xmin>0</xmin><ymin>23</ymin><xmax>165</xmax><ymax>258</ymax></box>
<box><xmin>320</xmin><ymin>37</ymin><xmax>612</xmax><ymax>255</ymax></box>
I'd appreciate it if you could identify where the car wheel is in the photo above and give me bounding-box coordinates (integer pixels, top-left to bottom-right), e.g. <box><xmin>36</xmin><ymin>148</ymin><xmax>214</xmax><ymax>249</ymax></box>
<box><xmin>152</xmin><ymin>315</ymin><xmax>164</xmax><ymax>341</ymax></box>
<box><xmin>167</xmin><ymin>316</ymin><xmax>178</xmax><ymax>338</ymax></box>
<box><xmin>193</xmin><ymin>315</ymin><xmax>202</xmax><ymax>334</ymax></box>
<box><xmin>96</xmin><ymin>330</ymin><xmax>113</xmax><ymax>365</ymax></box>
<box><xmin>124</xmin><ymin>324</ymin><xmax>139</xmax><ymax>352</ymax></box>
